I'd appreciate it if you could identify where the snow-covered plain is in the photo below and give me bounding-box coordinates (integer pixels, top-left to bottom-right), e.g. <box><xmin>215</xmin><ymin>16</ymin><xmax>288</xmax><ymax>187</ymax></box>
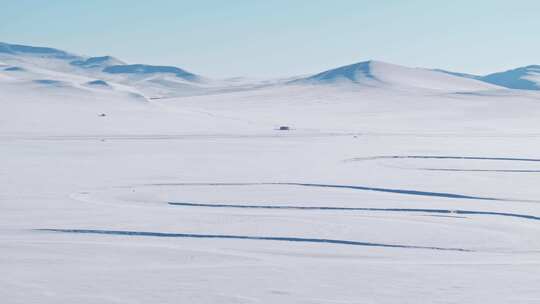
<box><xmin>2</xmin><ymin>43</ymin><xmax>540</xmax><ymax>303</ymax></box>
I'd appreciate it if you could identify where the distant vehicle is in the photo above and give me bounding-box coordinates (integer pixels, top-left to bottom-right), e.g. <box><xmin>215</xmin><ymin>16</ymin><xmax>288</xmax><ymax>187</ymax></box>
<box><xmin>98</xmin><ymin>113</ymin><xmax>107</xmax><ymax>117</ymax></box>
<box><xmin>278</xmin><ymin>126</ymin><xmax>291</xmax><ymax>131</ymax></box>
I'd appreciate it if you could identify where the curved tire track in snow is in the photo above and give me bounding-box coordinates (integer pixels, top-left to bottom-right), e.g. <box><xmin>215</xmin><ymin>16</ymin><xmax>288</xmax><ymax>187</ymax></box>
<box><xmin>414</xmin><ymin>168</ymin><xmax>540</xmax><ymax>173</ymax></box>
<box><xmin>348</xmin><ymin>155</ymin><xmax>540</xmax><ymax>175</ymax></box>
<box><xmin>346</xmin><ymin>155</ymin><xmax>540</xmax><ymax>162</ymax></box>
<box><xmin>150</xmin><ymin>182</ymin><xmax>501</xmax><ymax>201</ymax></box>
<box><xmin>36</xmin><ymin>229</ymin><xmax>470</xmax><ymax>252</ymax></box>
<box><xmin>168</xmin><ymin>202</ymin><xmax>540</xmax><ymax>221</ymax></box>
<box><xmin>376</xmin><ymin>163</ymin><xmax>540</xmax><ymax>174</ymax></box>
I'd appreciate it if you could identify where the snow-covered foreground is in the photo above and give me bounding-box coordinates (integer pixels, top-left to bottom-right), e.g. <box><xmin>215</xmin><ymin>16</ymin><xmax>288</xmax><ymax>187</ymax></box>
<box><xmin>3</xmin><ymin>97</ymin><xmax>540</xmax><ymax>303</ymax></box>
<box><xmin>3</xmin><ymin>128</ymin><xmax>540</xmax><ymax>303</ymax></box>
<box><xmin>2</xmin><ymin>44</ymin><xmax>540</xmax><ymax>303</ymax></box>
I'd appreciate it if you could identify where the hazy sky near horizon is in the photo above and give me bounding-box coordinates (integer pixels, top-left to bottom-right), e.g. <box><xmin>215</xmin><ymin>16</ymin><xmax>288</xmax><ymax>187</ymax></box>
<box><xmin>1</xmin><ymin>0</ymin><xmax>539</xmax><ymax>78</ymax></box>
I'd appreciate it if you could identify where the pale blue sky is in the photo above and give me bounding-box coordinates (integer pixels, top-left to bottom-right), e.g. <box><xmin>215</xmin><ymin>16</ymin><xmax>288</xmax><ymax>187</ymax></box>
<box><xmin>1</xmin><ymin>0</ymin><xmax>539</xmax><ymax>77</ymax></box>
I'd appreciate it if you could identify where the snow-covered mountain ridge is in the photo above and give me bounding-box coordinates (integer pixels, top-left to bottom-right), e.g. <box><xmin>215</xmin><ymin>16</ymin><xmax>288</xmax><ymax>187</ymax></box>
<box><xmin>2</xmin><ymin>42</ymin><xmax>540</xmax><ymax>97</ymax></box>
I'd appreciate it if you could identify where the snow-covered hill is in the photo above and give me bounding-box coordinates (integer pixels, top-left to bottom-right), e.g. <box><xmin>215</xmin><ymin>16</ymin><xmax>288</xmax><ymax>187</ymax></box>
<box><xmin>70</xmin><ymin>56</ymin><xmax>126</xmax><ymax>69</ymax></box>
<box><xmin>0</xmin><ymin>42</ymin><xmax>78</xmax><ymax>59</ymax></box>
<box><xmin>294</xmin><ymin>60</ymin><xmax>501</xmax><ymax>92</ymax></box>
<box><xmin>481</xmin><ymin>65</ymin><xmax>540</xmax><ymax>90</ymax></box>
<box><xmin>0</xmin><ymin>42</ymin><xmax>210</xmax><ymax>98</ymax></box>
<box><xmin>436</xmin><ymin>66</ymin><xmax>540</xmax><ymax>91</ymax></box>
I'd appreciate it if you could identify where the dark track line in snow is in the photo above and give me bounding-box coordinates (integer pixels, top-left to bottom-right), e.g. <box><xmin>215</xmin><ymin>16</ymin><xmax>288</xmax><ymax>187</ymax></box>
<box><xmin>378</xmin><ymin>163</ymin><xmax>540</xmax><ymax>174</ymax></box>
<box><xmin>35</xmin><ymin>229</ymin><xmax>470</xmax><ymax>252</ymax></box>
<box><xmin>417</xmin><ymin>168</ymin><xmax>540</xmax><ymax>173</ymax></box>
<box><xmin>1</xmin><ymin>132</ymin><xmax>357</xmax><ymax>142</ymax></box>
<box><xmin>284</xmin><ymin>183</ymin><xmax>499</xmax><ymax>200</ymax></box>
<box><xmin>347</xmin><ymin>155</ymin><xmax>540</xmax><ymax>162</ymax></box>
<box><xmin>150</xmin><ymin>182</ymin><xmax>500</xmax><ymax>201</ymax></box>
<box><xmin>167</xmin><ymin>202</ymin><xmax>540</xmax><ymax>221</ymax></box>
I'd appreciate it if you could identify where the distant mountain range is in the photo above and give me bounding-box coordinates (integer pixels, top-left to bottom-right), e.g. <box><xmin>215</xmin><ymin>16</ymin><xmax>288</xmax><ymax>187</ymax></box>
<box><xmin>1</xmin><ymin>42</ymin><xmax>540</xmax><ymax>97</ymax></box>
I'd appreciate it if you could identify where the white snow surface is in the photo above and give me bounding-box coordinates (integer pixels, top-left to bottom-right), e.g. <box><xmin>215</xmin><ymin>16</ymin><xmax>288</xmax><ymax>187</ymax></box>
<box><xmin>2</xmin><ymin>45</ymin><xmax>540</xmax><ymax>303</ymax></box>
